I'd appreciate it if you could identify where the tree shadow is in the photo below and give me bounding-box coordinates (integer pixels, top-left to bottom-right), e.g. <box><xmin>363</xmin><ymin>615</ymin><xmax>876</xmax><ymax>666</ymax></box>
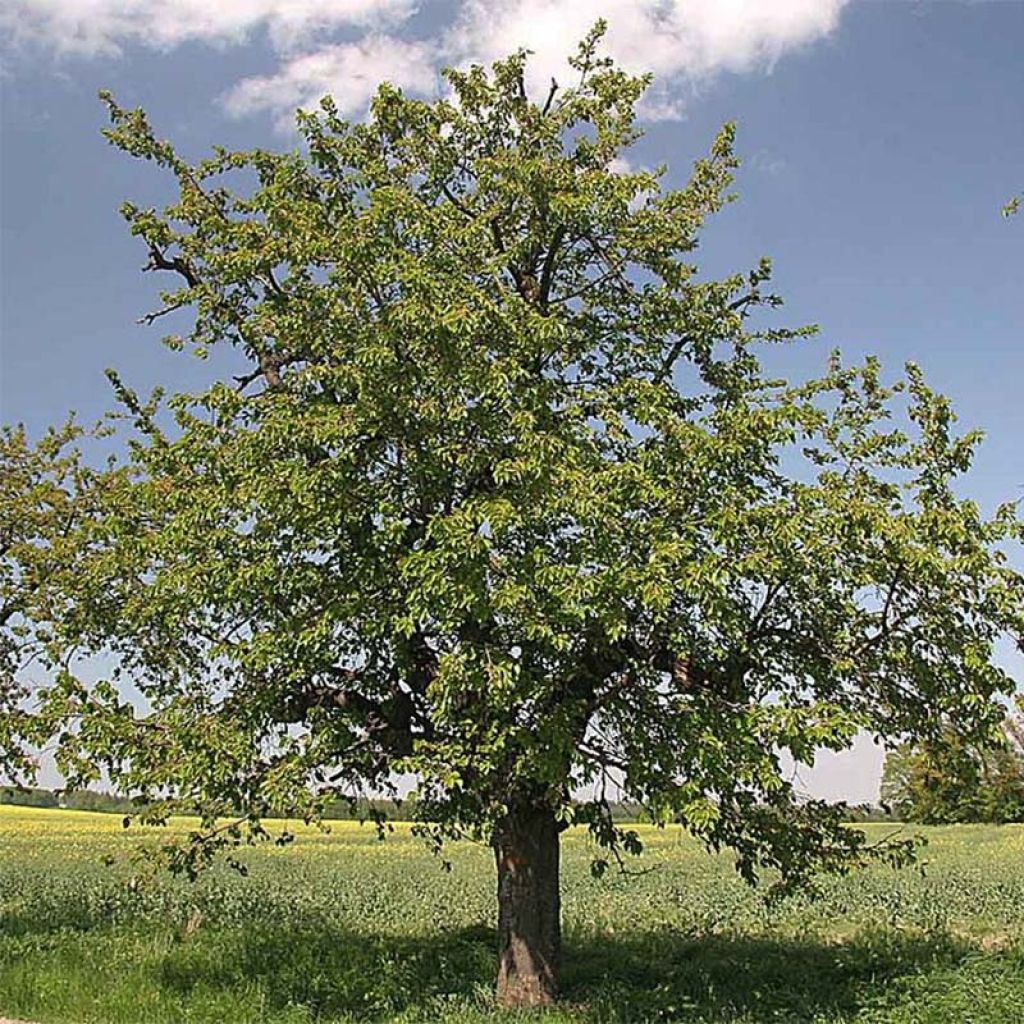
<box><xmin>563</xmin><ymin>928</ymin><xmax>971</xmax><ymax>1022</ymax></box>
<box><xmin>149</xmin><ymin>917</ymin><xmax>1007</xmax><ymax>1021</ymax></box>
<box><xmin>153</xmin><ymin>919</ymin><xmax>497</xmax><ymax>1019</ymax></box>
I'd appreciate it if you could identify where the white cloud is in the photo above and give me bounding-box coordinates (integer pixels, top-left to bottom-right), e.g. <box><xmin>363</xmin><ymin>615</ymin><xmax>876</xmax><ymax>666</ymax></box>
<box><xmin>3</xmin><ymin>0</ymin><xmax>849</xmax><ymax>123</ymax></box>
<box><xmin>228</xmin><ymin>0</ymin><xmax>848</xmax><ymax>123</ymax></box>
<box><xmin>223</xmin><ymin>36</ymin><xmax>437</xmax><ymax>127</ymax></box>
<box><xmin>0</xmin><ymin>0</ymin><xmax>416</xmax><ymax>56</ymax></box>
<box><xmin>449</xmin><ymin>1</ymin><xmax>846</xmax><ymax>94</ymax></box>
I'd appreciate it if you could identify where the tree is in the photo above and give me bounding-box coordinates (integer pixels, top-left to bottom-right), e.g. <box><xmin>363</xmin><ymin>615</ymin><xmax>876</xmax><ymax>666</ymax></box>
<box><xmin>7</xmin><ymin>27</ymin><xmax>1024</xmax><ymax>1007</ymax></box>
<box><xmin>882</xmin><ymin>706</ymin><xmax>1024</xmax><ymax>823</ymax></box>
<box><xmin>886</xmin><ymin>736</ymin><xmax>1024</xmax><ymax>824</ymax></box>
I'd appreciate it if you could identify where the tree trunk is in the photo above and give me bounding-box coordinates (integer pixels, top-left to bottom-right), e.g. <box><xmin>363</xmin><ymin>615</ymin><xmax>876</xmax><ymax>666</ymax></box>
<box><xmin>493</xmin><ymin>799</ymin><xmax>562</xmax><ymax>1008</ymax></box>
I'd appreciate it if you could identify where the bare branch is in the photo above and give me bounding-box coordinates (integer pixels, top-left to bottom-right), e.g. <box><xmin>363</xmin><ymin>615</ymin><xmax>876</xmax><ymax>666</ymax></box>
<box><xmin>137</xmin><ymin>300</ymin><xmax>187</xmax><ymax>326</ymax></box>
<box><xmin>541</xmin><ymin>78</ymin><xmax>559</xmax><ymax>116</ymax></box>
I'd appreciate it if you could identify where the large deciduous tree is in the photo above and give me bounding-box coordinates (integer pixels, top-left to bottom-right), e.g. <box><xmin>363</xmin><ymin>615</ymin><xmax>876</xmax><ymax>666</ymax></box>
<box><xmin>7</xmin><ymin>29</ymin><xmax>1024</xmax><ymax>1007</ymax></box>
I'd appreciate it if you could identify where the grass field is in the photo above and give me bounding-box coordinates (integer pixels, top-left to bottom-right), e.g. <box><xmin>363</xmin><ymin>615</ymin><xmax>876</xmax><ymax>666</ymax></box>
<box><xmin>1</xmin><ymin>806</ymin><xmax>1022</xmax><ymax>1023</ymax></box>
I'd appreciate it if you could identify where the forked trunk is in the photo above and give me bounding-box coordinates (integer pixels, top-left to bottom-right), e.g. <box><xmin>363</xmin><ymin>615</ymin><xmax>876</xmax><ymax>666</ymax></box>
<box><xmin>493</xmin><ymin>800</ymin><xmax>562</xmax><ymax>1007</ymax></box>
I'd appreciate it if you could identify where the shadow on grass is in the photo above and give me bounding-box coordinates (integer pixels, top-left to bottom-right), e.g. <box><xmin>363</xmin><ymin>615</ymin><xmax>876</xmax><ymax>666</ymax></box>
<box><xmin>147</xmin><ymin>918</ymin><xmax>1004</xmax><ymax>1021</ymax></box>
<box><xmin>563</xmin><ymin>928</ymin><xmax>975</xmax><ymax>1022</ymax></box>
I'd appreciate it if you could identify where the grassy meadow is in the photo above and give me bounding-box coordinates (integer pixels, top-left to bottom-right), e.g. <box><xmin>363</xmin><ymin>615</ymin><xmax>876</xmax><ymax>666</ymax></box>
<box><xmin>1</xmin><ymin>806</ymin><xmax>1022</xmax><ymax>1023</ymax></box>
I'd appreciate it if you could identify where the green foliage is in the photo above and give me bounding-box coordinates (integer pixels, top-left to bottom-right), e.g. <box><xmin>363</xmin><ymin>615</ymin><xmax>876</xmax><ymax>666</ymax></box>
<box><xmin>881</xmin><ymin>712</ymin><xmax>1024</xmax><ymax>823</ymax></box>
<box><xmin>5</xmin><ymin>29</ymin><xmax>1024</xmax><ymax>893</ymax></box>
<box><xmin>0</xmin><ymin>420</ymin><xmax>107</xmax><ymax>784</ymax></box>
<box><xmin>2</xmin><ymin>810</ymin><xmax>1024</xmax><ymax>1023</ymax></box>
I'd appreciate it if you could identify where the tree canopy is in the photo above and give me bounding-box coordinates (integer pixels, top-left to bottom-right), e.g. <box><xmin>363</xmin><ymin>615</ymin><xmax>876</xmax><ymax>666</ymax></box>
<box><xmin>3</xmin><ymin>27</ymin><xmax>1023</xmax><ymax>1006</ymax></box>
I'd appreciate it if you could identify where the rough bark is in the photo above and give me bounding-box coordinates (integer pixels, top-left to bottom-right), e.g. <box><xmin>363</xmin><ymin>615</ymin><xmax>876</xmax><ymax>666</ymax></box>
<box><xmin>493</xmin><ymin>799</ymin><xmax>562</xmax><ymax>1007</ymax></box>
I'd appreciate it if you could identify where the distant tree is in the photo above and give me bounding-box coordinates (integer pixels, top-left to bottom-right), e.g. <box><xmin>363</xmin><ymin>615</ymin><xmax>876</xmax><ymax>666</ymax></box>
<box><xmin>881</xmin><ymin>712</ymin><xmax>1024</xmax><ymax>823</ymax></box>
<box><xmin>1006</xmin><ymin>696</ymin><xmax>1024</xmax><ymax>749</ymax></box>
<box><xmin>6</xmin><ymin>27</ymin><xmax>1024</xmax><ymax>1007</ymax></box>
<box><xmin>839</xmin><ymin>803</ymin><xmax>894</xmax><ymax>824</ymax></box>
<box><xmin>0</xmin><ymin>786</ymin><xmax>59</xmax><ymax>808</ymax></box>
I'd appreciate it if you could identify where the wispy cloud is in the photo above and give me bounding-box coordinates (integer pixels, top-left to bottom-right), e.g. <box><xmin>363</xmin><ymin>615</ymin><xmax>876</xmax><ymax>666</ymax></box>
<box><xmin>3</xmin><ymin>1</ymin><xmax>849</xmax><ymax>125</ymax></box>
<box><xmin>1</xmin><ymin>0</ymin><xmax>415</xmax><ymax>56</ymax></box>
<box><xmin>223</xmin><ymin>36</ymin><xmax>438</xmax><ymax>128</ymax></box>
<box><xmin>751</xmin><ymin>149</ymin><xmax>790</xmax><ymax>178</ymax></box>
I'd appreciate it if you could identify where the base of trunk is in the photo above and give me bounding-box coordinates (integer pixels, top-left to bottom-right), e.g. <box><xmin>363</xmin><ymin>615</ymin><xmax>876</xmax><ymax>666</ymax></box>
<box><xmin>493</xmin><ymin>800</ymin><xmax>562</xmax><ymax>1008</ymax></box>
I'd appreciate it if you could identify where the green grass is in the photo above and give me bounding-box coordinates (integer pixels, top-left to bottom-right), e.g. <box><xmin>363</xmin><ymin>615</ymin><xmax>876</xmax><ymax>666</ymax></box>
<box><xmin>1</xmin><ymin>807</ymin><xmax>1022</xmax><ymax>1022</ymax></box>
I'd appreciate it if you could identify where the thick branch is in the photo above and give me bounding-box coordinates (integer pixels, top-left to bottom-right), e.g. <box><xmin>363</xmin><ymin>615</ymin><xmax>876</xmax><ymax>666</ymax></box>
<box><xmin>144</xmin><ymin>245</ymin><xmax>199</xmax><ymax>288</ymax></box>
<box><xmin>286</xmin><ymin>668</ymin><xmax>434</xmax><ymax>756</ymax></box>
<box><xmin>537</xmin><ymin>225</ymin><xmax>567</xmax><ymax>310</ymax></box>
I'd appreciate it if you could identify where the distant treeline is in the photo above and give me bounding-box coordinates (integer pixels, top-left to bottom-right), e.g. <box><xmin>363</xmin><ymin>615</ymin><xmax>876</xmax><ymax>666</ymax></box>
<box><xmin>0</xmin><ymin>786</ymin><xmax>138</xmax><ymax>814</ymax></box>
<box><xmin>2</xmin><ymin>786</ymin><xmax>894</xmax><ymax>824</ymax></box>
<box><xmin>841</xmin><ymin>803</ymin><xmax>897</xmax><ymax>823</ymax></box>
<box><xmin>0</xmin><ymin>787</ymin><xmax>416</xmax><ymax>820</ymax></box>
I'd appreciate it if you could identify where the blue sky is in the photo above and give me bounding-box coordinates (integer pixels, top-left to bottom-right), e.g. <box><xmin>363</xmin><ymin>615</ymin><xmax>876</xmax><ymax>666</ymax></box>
<box><xmin>1</xmin><ymin>1</ymin><xmax>1022</xmax><ymax>800</ymax></box>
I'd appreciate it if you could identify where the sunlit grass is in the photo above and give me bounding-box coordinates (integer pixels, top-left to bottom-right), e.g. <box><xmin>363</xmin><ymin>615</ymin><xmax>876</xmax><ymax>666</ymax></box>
<box><xmin>1</xmin><ymin>806</ymin><xmax>1022</xmax><ymax>1022</ymax></box>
